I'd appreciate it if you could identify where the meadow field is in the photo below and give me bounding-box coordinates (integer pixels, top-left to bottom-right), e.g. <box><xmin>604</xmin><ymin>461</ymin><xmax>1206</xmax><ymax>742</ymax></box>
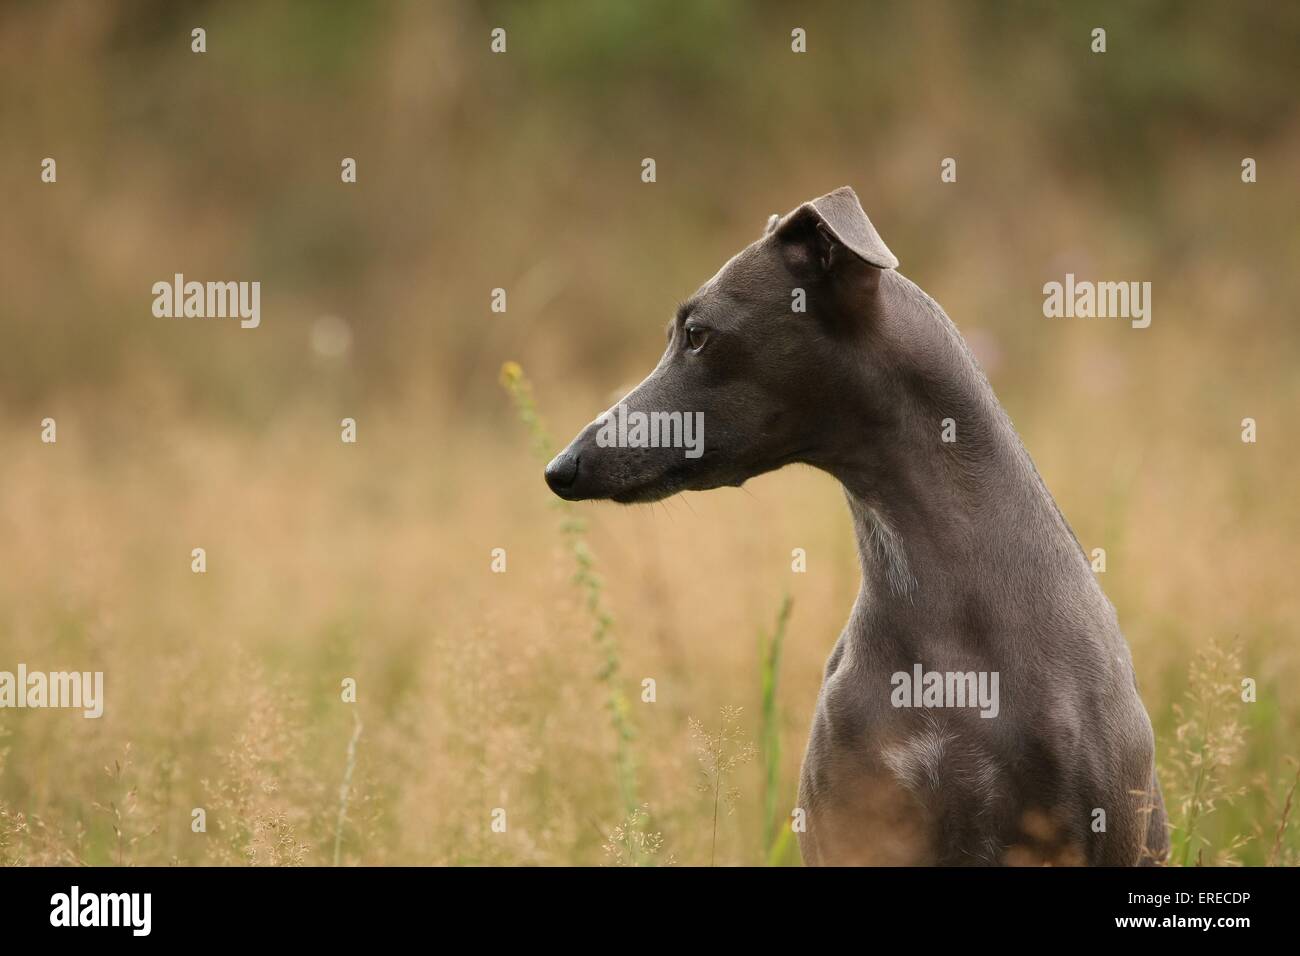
<box><xmin>1</xmin><ymin>2</ymin><xmax>1297</xmax><ymax>866</ymax></box>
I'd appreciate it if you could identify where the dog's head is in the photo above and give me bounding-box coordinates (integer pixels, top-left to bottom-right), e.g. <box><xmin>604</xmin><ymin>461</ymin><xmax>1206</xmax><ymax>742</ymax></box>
<box><xmin>545</xmin><ymin>186</ymin><xmax>898</xmax><ymax>503</ymax></box>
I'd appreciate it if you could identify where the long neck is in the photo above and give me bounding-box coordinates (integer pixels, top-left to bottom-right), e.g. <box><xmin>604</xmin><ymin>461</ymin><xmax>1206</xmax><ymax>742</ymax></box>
<box><xmin>827</xmin><ymin>272</ymin><xmax>1093</xmax><ymax>627</ymax></box>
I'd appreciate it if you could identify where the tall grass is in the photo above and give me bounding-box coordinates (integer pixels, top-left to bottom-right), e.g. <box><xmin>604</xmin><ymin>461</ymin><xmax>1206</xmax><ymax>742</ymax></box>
<box><xmin>332</xmin><ymin>712</ymin><xmax>363</xmax><ymax>867</ymax></box>
<box><xmin>1167</xmin><ymin>640</ymin><xmax>1248</xmax><ymax>866</ymax></box>
<box><xmin>689</xmin><ymin>706</ymin><xmax>756</xmax><ymax>867</ymax></box>
<box><xmin>0</xmin><ymin>367</ymin><xmax>1293</xmax><ymax>866</ymax></box>
<box><xmin>499</xmin><ymin>361</ymin><xmax>640</xmax><ymax>817</ymax></box>
<box><xmin>1266</xmin><ymin>762</ymin><xmax>1300</xmax><ymax>867</ymax></box>
<box><xmin>601</xmin><ymin>804</ymin><xmax>673</xmax><ymax>866</ymax></box>
<box><xmin>758</xmin><ymin>594</ymin><xmax>794</xmax><ymax>865</ymax></box>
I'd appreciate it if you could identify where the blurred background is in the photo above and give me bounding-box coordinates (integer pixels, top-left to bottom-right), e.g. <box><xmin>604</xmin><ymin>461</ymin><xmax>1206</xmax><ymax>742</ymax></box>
<box><xmin>1</xmin><ymin>1</ymin><xmax>1297</xmax><ymax>865</ymax></box>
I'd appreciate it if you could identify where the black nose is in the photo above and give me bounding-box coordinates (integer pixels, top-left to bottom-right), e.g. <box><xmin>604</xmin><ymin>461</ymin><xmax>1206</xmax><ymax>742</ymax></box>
<box><xmin>544</xmin><ymin>450</ymin><xmax>579</xmax><ymax>493</ymax></box>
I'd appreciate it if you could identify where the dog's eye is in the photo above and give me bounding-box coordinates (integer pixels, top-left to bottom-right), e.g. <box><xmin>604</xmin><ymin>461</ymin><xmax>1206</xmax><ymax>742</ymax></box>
<box><xmin>686</xmin><ymin>325</ymin><xmax>709</xmax><ymax>351</ymax></box>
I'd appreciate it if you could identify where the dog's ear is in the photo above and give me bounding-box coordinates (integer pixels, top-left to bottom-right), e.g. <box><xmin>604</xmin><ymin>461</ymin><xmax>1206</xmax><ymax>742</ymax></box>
<box><xmin>774</xmin><ymin>186</ymin><xmax>898</xmax><ymax>273</ymax></box>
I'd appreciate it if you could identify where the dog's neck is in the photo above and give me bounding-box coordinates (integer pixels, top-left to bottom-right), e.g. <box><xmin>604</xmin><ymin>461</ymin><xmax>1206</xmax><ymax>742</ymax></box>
<box><xmin>826</xmin><ymin>271</ymin><xmax>1092</xmax><ymax>624</ymax></box>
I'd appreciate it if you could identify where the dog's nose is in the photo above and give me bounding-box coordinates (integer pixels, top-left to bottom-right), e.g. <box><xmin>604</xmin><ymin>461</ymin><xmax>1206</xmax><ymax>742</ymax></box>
<box><xmin>544</xmin><ymin>450</ymin><xmax>579</xmax><ymax>493</ymax></box>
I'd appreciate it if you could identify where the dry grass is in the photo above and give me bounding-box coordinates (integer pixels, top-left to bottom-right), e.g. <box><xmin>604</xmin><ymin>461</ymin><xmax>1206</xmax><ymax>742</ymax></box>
<box><xmin>1</xmin><ymin>292</ymin><xmax>1298</xmax><ymax>867</ymax></box>
<box><xmin>0</xmin><ymin>346</ymin><xmax>1298</xmax><ymax>865</ymax></box>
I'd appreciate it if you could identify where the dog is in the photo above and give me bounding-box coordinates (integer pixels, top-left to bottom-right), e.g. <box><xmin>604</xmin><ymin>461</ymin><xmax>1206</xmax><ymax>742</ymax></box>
<box><xmin>544</xmin><ymin>187</ymin><xmax>1167</xmax><ymax>866</ymax></box>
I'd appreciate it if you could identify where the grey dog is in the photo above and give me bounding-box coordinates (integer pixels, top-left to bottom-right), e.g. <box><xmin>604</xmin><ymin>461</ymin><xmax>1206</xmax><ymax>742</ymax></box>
<box><xmin>545</xmin><ymin>187</ymin><xmax>1167</xmax><ymax>866</ymax></box>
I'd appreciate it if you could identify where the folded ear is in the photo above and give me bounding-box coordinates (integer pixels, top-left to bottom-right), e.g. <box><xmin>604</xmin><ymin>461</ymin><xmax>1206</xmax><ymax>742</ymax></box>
<box><xmin>774</xmin><ymin>186</ymin><xmax>898</xmax><ymax>271</ymax></box>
